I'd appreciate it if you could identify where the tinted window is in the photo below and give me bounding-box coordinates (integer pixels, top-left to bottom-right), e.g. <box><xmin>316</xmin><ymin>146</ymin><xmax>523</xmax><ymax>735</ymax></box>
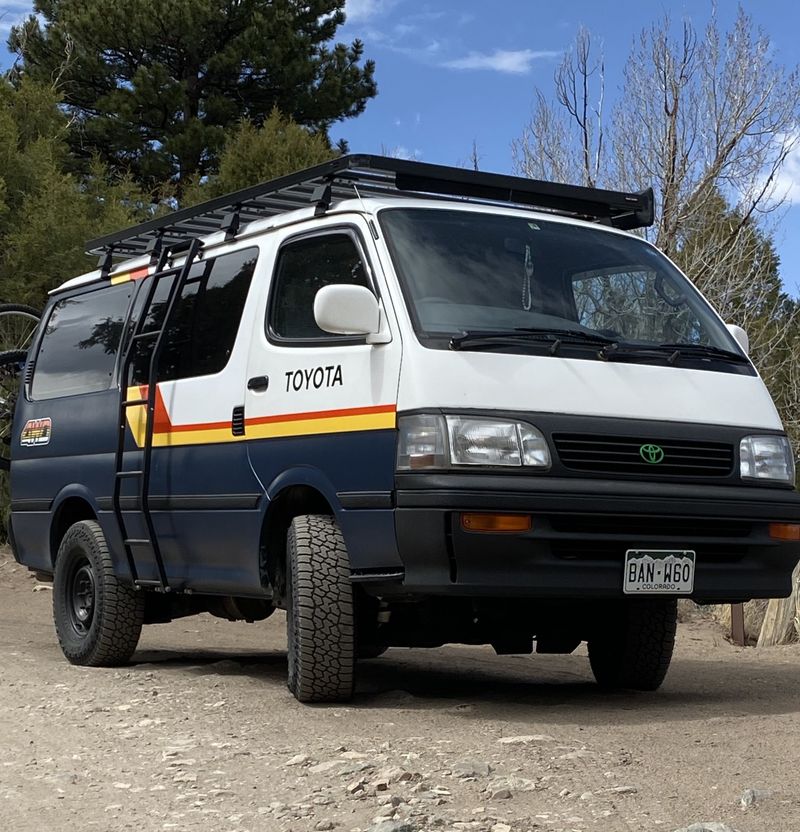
<box><xmin>131</xmin><ymin>247</ymin><xmax>257</xmax><ymax>384</ymax></box>
<box><xmin>32</xmin><ymin>283</ymin><xmax>134</xmax><ymax>399</ymax></box>
<box><xmin>269</xmin><ymin>233</ymin><xmax>371</xmax><ymax>340</ymax></box>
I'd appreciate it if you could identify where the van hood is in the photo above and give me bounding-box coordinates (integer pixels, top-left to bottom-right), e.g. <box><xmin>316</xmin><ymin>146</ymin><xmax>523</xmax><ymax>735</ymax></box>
<box><xmin>397</xmin><ymin>346</ymin><xmax>783</xmax><ymax>431</ymax></box>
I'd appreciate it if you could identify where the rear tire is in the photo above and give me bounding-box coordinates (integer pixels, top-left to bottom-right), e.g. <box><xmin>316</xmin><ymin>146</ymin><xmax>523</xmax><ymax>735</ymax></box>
<box><xmin>286</xmin><ymin>514</ymin><xmax>355</xmax><ymax>703</ymax></box>
<box><xmin>53</xmin><ymin>520</ymin><xmax>144</xmax><ymax>666</ymax></box>
<box><xmin>588</xmin><ymin>598</ymin><xmax>677</xmax><ymax>691</ymax></box>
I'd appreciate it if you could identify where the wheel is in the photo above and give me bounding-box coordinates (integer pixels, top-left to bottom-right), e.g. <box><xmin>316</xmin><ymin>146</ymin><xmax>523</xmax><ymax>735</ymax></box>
<box><xmin>53</xmin><ymin>520</ymin><xmax>145</xmax><ymax>666</ymax></box>
<box><xmin>0</xmin><ymin>304</ymin><xmax>40</xmax><ymax>352</ymax></box>
<box><xmin>286</xmin><ymin>514</ymin><xmax>355</xmax><ymax>702</ymax></box>
<box><xmin>0</xmin><ymin>349</ymin><xmax>28</xmax><ymax>471</ymax></box>
<box><xmin>587</xmin><ymin>598</ymin><xmax>677</xmax><ymax>691</ymax></box>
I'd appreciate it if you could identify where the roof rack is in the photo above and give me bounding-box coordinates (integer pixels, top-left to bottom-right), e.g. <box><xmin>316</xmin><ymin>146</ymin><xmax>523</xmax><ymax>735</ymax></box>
<box><xmin>86</xmin><ymin>154</ymin><xmax>655</xmax><ymax>258</ymax></box>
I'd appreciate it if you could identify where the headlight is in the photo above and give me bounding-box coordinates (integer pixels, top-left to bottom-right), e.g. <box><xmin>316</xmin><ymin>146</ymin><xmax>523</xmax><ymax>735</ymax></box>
<box><xmin>396</xmin><ymin>414</ymin><xmax>551</xmax><ymax>470</ymax></box>
<box><xmin>740</xmin><ymin>435</ymin><xmax>795</xmax><ymax>484</ymax></box>
<box><xmin>396</xmin><ymin>414</ymin><xmax>448</xmax><ymax>470</ymax></box>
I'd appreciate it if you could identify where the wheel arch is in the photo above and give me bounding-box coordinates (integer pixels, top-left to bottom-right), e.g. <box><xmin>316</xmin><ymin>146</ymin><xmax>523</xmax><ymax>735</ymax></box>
<box><xmin>259</xmin><ymin>467</ymin><xmax>342</xmax><ymax>604</ymax></box>
<box><xmin>49</xmin><ymin>487</ymin><xmax>101</xmax><ymax>568</ymax></box>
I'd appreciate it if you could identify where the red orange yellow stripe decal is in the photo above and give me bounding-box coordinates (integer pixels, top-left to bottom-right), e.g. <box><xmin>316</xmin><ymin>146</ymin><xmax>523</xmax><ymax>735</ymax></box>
<box><xmin>125</xmin><ymin>387</ymin><xmax>396</xmax><ymax>448</ymax></box>
<box><xmin>111</xmin><ymin>266</ymin><xmax>151</xmax><ymax>285</ymax></box>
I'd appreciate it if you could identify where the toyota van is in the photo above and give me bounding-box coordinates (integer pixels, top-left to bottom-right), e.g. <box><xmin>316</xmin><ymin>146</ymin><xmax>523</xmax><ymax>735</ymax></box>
<box><xmin>9</xmin><ymin>156</ymin><xmax>800</xmax><ymax>702</ymax></box>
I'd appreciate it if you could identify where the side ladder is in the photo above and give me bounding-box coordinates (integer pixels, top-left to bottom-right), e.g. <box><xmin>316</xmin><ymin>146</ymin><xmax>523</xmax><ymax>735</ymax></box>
<box><xmin>112</xmin><ymin>238</ymin><xmax>202</xmax><ymax>591</ymax></box>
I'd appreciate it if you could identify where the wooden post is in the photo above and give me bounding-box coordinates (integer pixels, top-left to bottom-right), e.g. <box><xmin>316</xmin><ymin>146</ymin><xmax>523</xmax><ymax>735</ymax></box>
<box><xmin>730</xmin><ymin>603</ymin><xmax>746</xmax><ymax>646</ymax></box>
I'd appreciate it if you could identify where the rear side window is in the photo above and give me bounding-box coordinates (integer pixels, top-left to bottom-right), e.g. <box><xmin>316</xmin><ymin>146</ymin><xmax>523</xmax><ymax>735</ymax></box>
<box><xmin>31</xmin><ymin>283</ymin><xmax>134</xmax><ymax>399</ymax></box>
<box><xmin>268</xmin><ymin>232</ymin><xmax>371</xmax><ymax>341</ymax></box>
<box><xmin>131</xmin><ymin>246</ymin><xmax>257</xmax><ymax>384</ymax></box>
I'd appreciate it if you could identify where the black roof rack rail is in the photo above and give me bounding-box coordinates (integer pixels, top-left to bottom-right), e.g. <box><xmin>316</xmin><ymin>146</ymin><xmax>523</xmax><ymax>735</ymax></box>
<box><xmin>85</xmin><ymin>154</ymin><xmax>654</xmax><ymax>258</ymax></box>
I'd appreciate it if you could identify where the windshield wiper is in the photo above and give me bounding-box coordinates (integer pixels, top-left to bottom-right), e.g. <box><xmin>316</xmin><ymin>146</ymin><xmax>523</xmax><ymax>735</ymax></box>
<box><xmin>598</xmin><ymin>341</ymin><xmax>750</xmax><ymax>365</ymax></box>
<box><xmin>450</xmin><ymin>327</ymin><xmax>616</xmax><ymax>352</ymax></box>
<box><xmin>657</xmin><ymin>343</ymin><xmax>751</xmax><ymax>365</ymax></box>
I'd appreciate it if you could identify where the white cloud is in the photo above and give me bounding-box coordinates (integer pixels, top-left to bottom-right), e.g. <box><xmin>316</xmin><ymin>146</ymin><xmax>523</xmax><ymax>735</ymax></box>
<box><xmin>772</xmin><ymin>140</ymin><xmax>800</xmax><ymax>205</ymax></box>
<box><xmin>344</xmin><ymin>0</ymin><xmax>399</xmax><ymax>24</ymax></box>
<box><xmin>0</xmin><ymin>0</ymin><xmax>32</xmax><ymax>12</ymax></box>
<box><xmin>382</xmin><ymin>145</ymin><xmax>422</xmax><ymax>161</ymax></box>
<box><xmin>747</xmin><ymin>131</ymin><xmax>800</xmax><ymax>210</ymax></box>
<box><xmin>443</xmin><ymin>48</ymin><xmax>559</xmax><ymax>74</ymax></box>
<box><xmin>0</xmin><ymin>0</ymin><xmax>32</xmax><ymax>36</ymax></box>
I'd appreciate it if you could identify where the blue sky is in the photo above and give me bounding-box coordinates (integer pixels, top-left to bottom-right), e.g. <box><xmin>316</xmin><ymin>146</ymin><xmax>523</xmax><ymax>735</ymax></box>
<box><xmin>3</xmin><ymin>0</ymin><xmax>800</xmax><ymax>293</ymax></box>
<box><xmin>333</xmin><ymin>0</ymin><xmax>800</xmax><ymax>295</ymax></box>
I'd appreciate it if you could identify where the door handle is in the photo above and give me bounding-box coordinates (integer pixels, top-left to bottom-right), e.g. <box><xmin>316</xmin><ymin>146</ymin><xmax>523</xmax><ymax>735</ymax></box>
<box><xmin>247</xmin><ymin>375</ymin><xmax>269</xmax><ymax>392</ymax></box>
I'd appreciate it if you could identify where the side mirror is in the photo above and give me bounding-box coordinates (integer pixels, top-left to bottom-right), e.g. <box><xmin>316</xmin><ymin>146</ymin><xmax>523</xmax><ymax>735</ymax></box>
<box><xmin>726</xmin><ymin>323</ymin><xmax>749</xmax><ymax>354</ymax></box>
<box><xmin>314</xmin><ymin>284</ymin><xmax>386</xmax><ymax>340</ymax></box>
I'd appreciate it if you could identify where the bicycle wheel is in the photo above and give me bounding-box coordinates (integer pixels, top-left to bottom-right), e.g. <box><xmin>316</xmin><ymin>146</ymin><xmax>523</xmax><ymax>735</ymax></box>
<box><xmin>0</xmin><ymin>304</ymin><xmax>41</xmax><ymax>353</ymax></box>
<box><xmin>0</xmin><ymin>349</ymin><xmax>27</xmax><ymax>471</ymax></box>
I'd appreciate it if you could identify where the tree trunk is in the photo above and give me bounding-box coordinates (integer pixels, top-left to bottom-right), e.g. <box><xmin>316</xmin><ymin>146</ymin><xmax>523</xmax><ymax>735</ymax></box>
<box><xmin>757</xmin><ymin>561</ymin><xmax>800</xmax><ymax>647</ymax></box>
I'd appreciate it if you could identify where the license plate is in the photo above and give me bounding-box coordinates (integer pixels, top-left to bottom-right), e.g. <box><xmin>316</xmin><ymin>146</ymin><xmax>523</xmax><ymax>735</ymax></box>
<box><xmin>623</xmin><ymin>549</ymin><xmax>695</xmax><ymax>594</ymax></box>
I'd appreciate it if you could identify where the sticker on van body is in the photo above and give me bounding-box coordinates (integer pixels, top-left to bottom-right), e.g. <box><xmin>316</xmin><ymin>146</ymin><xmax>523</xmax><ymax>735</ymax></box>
<box><xmin>20</xmin><ymin>417</ymin><xmax>52</xmax><ymax>446</ymax></box>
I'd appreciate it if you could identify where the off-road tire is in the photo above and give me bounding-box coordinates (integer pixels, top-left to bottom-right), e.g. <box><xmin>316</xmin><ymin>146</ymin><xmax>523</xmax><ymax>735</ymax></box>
<box><xmin>587</xmin><ymin>598</ymin><xmax>677</xmax><ymax>691</ymax></box>
<box><xmin>286</xmin><ymin>514</ymin><xmax>355</xmax><ymax>703</ymax></box>
<box><xmin>53</xmin><ymin>520</ymin><xmax>144</xmax><ymax>666</ymax></box>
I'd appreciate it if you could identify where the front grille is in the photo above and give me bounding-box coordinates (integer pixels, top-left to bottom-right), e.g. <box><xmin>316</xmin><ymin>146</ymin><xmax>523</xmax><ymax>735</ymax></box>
<box><xmin>553</xmin><ymin>433</ymin><xmax>734</xmax><ymax>477</ymax></box>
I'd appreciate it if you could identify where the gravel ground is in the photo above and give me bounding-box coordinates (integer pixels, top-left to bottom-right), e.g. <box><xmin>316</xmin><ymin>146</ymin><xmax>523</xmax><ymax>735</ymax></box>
<box><xmin>1</xmin><ymin>549</ymin><xmax>799</xmax><ymax>832</ymax></box>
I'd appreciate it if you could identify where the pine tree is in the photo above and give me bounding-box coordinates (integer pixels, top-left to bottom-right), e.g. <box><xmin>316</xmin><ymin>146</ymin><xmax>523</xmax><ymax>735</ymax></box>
<box><xmin>0</xmin><ymin>78</ymin><xmax>146</xmax><ymax>307</ymax></box>
<box><xmin>10</xmin><ymin>0</ymin><xmax>376</xmax><ymax>192</ymax></box>
<box><xmin>181</xmin><ymin>108</ymin><xmax>336</xmax><ymax>206</ymax></box>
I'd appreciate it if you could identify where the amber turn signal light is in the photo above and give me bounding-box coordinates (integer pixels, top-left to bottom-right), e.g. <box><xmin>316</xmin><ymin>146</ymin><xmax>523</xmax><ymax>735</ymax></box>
<box><xmin>461</xmin><ymin>513</ymin><xmax>532</xmax><ymax>533</ymax></box>
<box><xmin>768</xmin><ymin>523</ymin><xmax>800</xmax><ymax>541</ymax></box>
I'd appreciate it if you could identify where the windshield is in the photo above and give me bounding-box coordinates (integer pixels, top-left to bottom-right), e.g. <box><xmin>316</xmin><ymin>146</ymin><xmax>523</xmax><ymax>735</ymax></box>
<box><xmin>380</xmin><ymin>208</ymin><xmax>740</xmax><ymax>356</ymax></box>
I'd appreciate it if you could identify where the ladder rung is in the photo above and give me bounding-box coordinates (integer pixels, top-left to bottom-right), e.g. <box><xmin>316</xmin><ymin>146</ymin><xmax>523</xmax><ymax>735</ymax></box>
<box><xmin>125</xmin><ymin>538</ymin><xmax>152</xmax><ymax>546</ymax></box>
<box><xmin>116</xmin><ymin>470</ymin><xmax>143</xmax><ymax>478</ymax></box>
<box><xmin>122</xmin><ymin>398</ymin><xmax>148</xmax><ymax>406</ymax></box>
<box><xmin>134</xmin><ymin>579</ymin><xmax>164</xmax><ymax>588</ymax></box>
<box><xmin>132</xmin><ymin>330</ymin><xmax>160</xmax><ymax>341</ymax></box>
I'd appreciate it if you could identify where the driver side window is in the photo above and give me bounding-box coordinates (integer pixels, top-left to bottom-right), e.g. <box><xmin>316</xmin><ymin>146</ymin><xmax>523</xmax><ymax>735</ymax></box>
<box><xmin>268</xmin><ymin>232</ymin><xmax>372</xmax><ymax>342</ymax></box>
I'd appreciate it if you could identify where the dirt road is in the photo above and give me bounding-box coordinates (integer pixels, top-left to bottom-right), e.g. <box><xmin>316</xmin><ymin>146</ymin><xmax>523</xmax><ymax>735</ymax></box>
<box><xmin>1</xmin><ymin>549</ymin><xmax>799</xmax><ymax>832</ymax></box>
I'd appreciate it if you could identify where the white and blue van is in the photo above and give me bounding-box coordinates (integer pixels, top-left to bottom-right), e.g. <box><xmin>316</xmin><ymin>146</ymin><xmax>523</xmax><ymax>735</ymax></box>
<box><xmin>8</xmin><ymin>156</ymin><xmax>800</xmax><ymax>702</ymax></box>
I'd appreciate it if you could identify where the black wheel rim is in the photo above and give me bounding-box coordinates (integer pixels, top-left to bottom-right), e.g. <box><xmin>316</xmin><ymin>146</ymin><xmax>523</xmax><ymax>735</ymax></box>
<box><xmin>68</xmin><ymin>559</ymin><xmax>96</xmax><ymax>637</ymax></box>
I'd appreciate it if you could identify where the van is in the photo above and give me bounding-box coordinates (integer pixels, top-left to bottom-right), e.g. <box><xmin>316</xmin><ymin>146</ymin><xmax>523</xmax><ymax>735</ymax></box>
<box><xmin>8</xmin><ymin>155</ymin><xmax>800</xmax><ymax>702</ymax></box>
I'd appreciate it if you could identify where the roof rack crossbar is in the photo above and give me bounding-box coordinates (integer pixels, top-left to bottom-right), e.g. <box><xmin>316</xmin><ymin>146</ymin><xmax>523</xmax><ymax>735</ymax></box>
<box><xmin>86</xmin><ymin>154</ymin><xmax>654</xmax><ymax>258</ymax></box>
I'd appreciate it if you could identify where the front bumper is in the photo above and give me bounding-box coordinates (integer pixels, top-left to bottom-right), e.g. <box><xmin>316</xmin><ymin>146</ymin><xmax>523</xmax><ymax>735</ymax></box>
<box><xmin>382</xmin><ymin>475</ymin><xmax>800</xmax><ymax>602</ymax></box>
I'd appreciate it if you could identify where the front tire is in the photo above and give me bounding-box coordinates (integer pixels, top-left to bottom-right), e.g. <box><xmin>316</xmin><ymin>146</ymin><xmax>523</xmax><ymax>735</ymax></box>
<box><xmin>53</xmin><ymin>520</ymin><xmax>144</xmax><ymax>666</ymax></box>
<box><xmin>286</xmin><ymin>514</ymin><xmax>355</xmax><ymax>703</ymax></box>
<box><xmin>588</xmin><ymin>598</ymin><xmax>677</xmax><ymax>691</ymax></box>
